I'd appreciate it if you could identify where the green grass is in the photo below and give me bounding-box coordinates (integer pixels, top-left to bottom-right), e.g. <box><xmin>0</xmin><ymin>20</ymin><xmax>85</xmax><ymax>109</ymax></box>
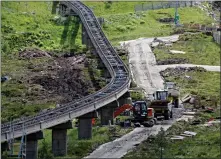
<box><xmin>164</xmin><ymin>71</ymin><xmax>220</xmax><ymax>103</ymax></box>
<box><xmin>125</xmin><ymin>115</ymin><xmax>220</xmax><ymax>159</ymax></box>
<box><xmin>98</xmin><ymin>6</ymin><xmax>214</xmax><ymax>45</ymax></box>
<box><xmin>1</xmin><ymin>2</ymin><xmax>84</xmax><ymax>54</ymax></box>
<box><xmin>124</xmin><ymin>67</ymin><xmax>220</xmax><ymax>159</ymax></box>
<box><xmin>153</xmin><ymin>33</ymin><xmax>220</xmax><ymax>65</ymax></box>
<box><xmin>6</xmin><ymin>125</ymin><xmax>132</xmax><ymax>158</ymax></box>
<box><xmin>84</xmin><ymin>1</ymin><xmax>151</xmax><ymax>16</ymax></box>
<box><xmin>36</xmin><ymin>126</ymin><xmax>132</xmax><ymax>158</ymax></box>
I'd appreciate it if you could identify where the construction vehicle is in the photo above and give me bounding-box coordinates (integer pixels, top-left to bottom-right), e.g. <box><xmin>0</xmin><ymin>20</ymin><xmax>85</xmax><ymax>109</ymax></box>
<box><xmin>148</xmin><ymin>89</ymin><xmax>173</xmax><ymax>120</ymax></box>
<box><xmin>146</xmin><ymin>82</ymin><xmax>180</xmax><ymax>120</ymax></box>
<box><xmin>114</xmin><ymin>101</ymin><xmax>156</xmax><ymax>127</ymax></box>
<box><xmin>164</xmin><ymin>82</ymin><xmax>180</xmax><ymax>108</ymax></box>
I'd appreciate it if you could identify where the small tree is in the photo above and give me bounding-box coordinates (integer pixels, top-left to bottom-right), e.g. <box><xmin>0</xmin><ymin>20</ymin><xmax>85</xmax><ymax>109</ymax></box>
<box><xmin>155</xmin><ymin>127</ymin><xmax>167</xmax><ymax>159</ymax></box>
<box><xmin>38</xmin><ymin>139</ymin><xmax>54</xmax><ymax>159</ymax></box>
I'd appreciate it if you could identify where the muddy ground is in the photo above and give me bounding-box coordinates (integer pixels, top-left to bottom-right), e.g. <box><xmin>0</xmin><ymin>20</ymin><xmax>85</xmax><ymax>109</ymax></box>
<box><xmin>160</xmin><ymin>66</ymin><xmax>207</xmax><ymax>77</ymax></box>
<box><xmin>19</xmin><ymin>48</ymin><xmax>106</xmax><ymax>104</ymax></box>
<box><xmin>157</xmin><ymin>58</ymin><xmax>189</xmax><ymax>65</ymax></box>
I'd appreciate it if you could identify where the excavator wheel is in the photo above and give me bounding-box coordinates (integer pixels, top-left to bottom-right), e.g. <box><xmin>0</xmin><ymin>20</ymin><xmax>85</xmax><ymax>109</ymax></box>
<box><xmin>164</xmin><ymin>111</ymin><xmax>170</xmax><ymax>120</ymax></box>
<box><xmin>170</xmin><ymin>111</ymin><xmax>173</xmax><ymax>118</ymax></box>
<box><xmin>143</xmin><ymin>120</ymin><xmax>154</xmax><ymax>127</ymax></box>
<box><xmin>174</xmin><ymin>98</ymin><xmax>179</xmax><ymax>108</ymax></box>
<box><xmin>134</xmin><ymin>122</ymin><xmax>141</xmax><ymax>127</ymax></box>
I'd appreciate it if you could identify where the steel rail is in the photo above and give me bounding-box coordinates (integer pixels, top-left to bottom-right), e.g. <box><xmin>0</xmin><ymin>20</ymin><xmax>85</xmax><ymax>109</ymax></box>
<box><xmin>1</xmin><ymin>1</ymin><xmax>130</xmax><ymax>143</ymax></box>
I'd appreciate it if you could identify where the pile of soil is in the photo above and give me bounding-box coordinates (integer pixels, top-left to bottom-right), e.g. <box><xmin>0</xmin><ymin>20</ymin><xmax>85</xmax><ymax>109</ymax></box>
<box><xmin>114</xmin><ymin>47</ymin><xmax>129</xmax><ymax>56</ymax></box>
<box><xmin>157</xmin><ymin>58</ymin><xmax>189</xmax><ymax>65</ymax></box>
<box><xmin>160</xmin><ymin>67</ymin><xmax>207</xmax><ymax>77</ymax></box>
<box><xmin>19</xmin><ymin>48</ymin><xmax>52</xmax><ymax>59</ymax></box>
<box><xmin>29</xmin><ymin>54</ymin><xmax>96</xmax><ymax>104</ymax></box>
<box><xmin>158</xmin><ymin>17</ymin><xmax>174</xmax><ymax>23</ymax></box>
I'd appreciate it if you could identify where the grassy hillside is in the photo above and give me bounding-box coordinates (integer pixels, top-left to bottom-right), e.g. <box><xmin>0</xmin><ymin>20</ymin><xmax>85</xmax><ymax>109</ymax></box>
<box><xmin>153</xmin><ymin>33</ymin><xmax>220</xmax><ymax>65</ymax></box>
<box><xmin>1</xmin><ymin>2</ymin><xmax>84</xmax><ymax>54</ymax></box>
<box><xmin>124</xmin><ymin>69</ymin><xmax>220</xmax><ymax>159</ymax></box>
<box><xmin>89</xmin><ymin>3</ymin><xmax>214</xmax><ymax>45</ymax></box>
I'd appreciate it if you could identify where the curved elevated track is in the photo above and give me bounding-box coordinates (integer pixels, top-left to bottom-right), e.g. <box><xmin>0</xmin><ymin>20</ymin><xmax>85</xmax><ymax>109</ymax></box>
<box><xmin>1</xmin><ymin>1</ymin><xmax>130</xmax><ymax>143</ymax></box>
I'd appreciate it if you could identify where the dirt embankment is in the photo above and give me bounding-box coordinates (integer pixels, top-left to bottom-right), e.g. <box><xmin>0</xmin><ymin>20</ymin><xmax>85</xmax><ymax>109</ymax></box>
<box><xmin>157</xmin><ymin>58</ymin><xmax>189</xmax><ymax>65</ymax></box>
<box><xmin>160</xmin><ymin>67</ymin><xmax>207</xmax><ymax>77</ymax></box>
<box><xmin>19</xmin><ymin>48</ymin><xmax>106</xmax><ymax>104</ymax></box>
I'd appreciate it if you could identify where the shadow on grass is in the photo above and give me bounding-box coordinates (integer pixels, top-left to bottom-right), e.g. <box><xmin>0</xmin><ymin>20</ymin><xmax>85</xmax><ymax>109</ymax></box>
<box><xmin>60</xmin><ymin>16</ymin><xmax>71</xmax><ymax>46</ymax></box>
<box><xmin>70</xmin><ymin>17</ymin><xmax>80</xmax><ymax>52</ymax></box>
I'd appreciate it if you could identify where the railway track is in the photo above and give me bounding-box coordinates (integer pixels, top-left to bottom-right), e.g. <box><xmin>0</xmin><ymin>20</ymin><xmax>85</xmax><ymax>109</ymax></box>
<box><xmin>1</xmin><ymin>1</ymin><xmax>130</xmax><ymax>142</ymax></box>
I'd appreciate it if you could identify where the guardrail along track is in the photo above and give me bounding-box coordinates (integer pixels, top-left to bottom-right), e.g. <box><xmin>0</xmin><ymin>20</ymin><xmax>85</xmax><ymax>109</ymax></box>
<box><xmin>1</xmin><ymin>1</ymin><xmax>130</xmax><ymax>142</ymax></box>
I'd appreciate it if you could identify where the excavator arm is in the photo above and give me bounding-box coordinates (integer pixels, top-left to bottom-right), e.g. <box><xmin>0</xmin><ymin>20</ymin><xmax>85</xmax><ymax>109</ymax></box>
<box><xmin>113</xmin><ymin>104</ymin><xmax>133</xmax><ymax>118</ymax></box>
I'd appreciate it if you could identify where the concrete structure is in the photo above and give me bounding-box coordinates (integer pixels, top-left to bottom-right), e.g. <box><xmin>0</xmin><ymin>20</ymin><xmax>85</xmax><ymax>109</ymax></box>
<box><xmin>101</xmin><ymin>105</ymin><xmax>115</xmax><ymax>125</ymax></box>
<box><xmin>26</xmin><ymin>131</ymin><xmax>44</xmax><ymax>159</ymax></box>
<box><xmin>101</xmin><ymin>92</ymin><xmax>132</xmax><ymax>125</ymax></box>
<box><xmin>82</xmin><ymin>24</ymin><xmax>94</xmax><ymax>49</ymax></box>
<box><xmin>1</xmin><ymin>2</ymin><xmax>131</xmax><ymax>158</ymax></box>
<box><xmin>50</xmin><ymin>121</ymin><xmax>72</xmax><ymax>156</ymax></box>
<box><xmin>78</xmin><ymin>111</ymin><xmax>98</xmax><ymax>139</ymax></box>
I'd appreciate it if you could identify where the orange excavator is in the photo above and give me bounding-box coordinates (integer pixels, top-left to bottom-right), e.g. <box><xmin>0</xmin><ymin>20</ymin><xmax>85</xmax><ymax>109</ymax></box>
<box><xmin>113</xmin><ymin>101</ymin><xmax>157</xmax><ymax>127</ymax></box>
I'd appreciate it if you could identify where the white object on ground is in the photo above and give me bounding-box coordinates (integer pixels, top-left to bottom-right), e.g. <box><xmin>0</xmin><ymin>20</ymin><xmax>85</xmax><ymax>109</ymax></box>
<box><xmin>170</xmin><ymin>135</ymin><xmax>185</xmax><ymax>140</ymax></box>
<box><xmin>184</xmin><ymin>131</ymin><xmax>197</xmax><ymax>136</ymax></box>
<box><xmin>176</xmin><ymin>115</ymin><xmax>194</xmax><ymax>122</ymax></box>
<box><xmin>208</xmin><ymin>120</ymin><xmax>221</xmax><ymax>124</ymax></box>
<box><xmin>169</xmin><ymin>50</ymin><xmax>186</xmax><ymax>54</ymax></box>
<box><xmin>180</xmin><ymin>133</ymin><xmax>193</xmax><ymax>137</ymax></box>
<box><xmin>182</xmin><ymin>112</ymin><xmax>196</xmax><ymax>115</ymax></box>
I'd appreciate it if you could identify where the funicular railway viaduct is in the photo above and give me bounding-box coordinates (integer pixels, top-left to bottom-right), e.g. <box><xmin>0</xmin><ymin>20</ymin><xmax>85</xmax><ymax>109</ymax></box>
<box><xmin>1</xmin><ymin>1</ymin><xmax>131</xmax><ymax>159</ymax></box>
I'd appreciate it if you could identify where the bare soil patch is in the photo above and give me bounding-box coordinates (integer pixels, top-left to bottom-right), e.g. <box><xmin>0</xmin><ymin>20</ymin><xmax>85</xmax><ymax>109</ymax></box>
<box><xmin>157</xmin><ymin>58</ymin><xmax>189</xmax><ymax>65</ymax></box>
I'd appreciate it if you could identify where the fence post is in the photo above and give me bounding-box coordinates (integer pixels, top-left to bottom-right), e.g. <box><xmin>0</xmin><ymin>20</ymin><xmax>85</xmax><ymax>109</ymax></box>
<box><xmin>191</xmin><ymin>1</ymin><xmax>193</xmax><ymax>7</ymax></box>
<box><xmin>152</xmin><ymin>2</ymin><xmax>154</xmax><ymax>10</ymax></box>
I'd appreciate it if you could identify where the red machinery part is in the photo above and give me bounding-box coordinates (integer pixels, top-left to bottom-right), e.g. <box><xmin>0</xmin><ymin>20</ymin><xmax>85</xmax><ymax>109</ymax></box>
<box><xmin>113</xmin><ymin>104</ymin><xmax>133</xmax><ymax>118</ymax></box>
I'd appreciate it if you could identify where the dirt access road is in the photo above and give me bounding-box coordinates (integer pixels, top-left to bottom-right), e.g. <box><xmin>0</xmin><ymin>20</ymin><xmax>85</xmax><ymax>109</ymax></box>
<box><xmin>85</xmin><ymin>35</ymin><xmax>182</xmax><ymax>159</ymax></box>
<box><xmin>85</xmin><ymin>35</ymin><xmax>219</xmax><ymax>158</ymax></box>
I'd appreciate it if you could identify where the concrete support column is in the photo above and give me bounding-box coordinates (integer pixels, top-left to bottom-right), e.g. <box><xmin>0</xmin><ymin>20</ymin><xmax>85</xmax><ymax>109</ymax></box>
<box><xmin>26</xmin><ymin>131</ymin><xmax>44</xmax><ymax>159</ymax></box>
<box><xmin>101</xmin><ymin>106</ymin><xmax>114</xmax><ymax>125</ymax></box>
<box><xmin>78</xmin><ymin>118</ymin><xmax>92</xmax><ymax>139</ymax></box>
<box><xmin>81</xmin><ymin>24</ymin><xmax>93</xmax><ymax>49</ymax></box>
<box><xmin>52</xmin><ymin>129</ymin><xmax>67</xmax><ymax>156</ymax></box>
<box><xmin>26</xmin><ymin>140</ymin><xmax>38</xmax><ymax>159</ymax></box>
<box><xmin>50</xmin><ymin>121</ymin><xmax>72</xmax><ymax>157</ymax></box>
<box><xmin>78</xmin><ymin>111</ymin><xmax>97</xmax><ymax>140</ymax></box>
<box><xmin>82</xmin><ymin>25</ymin><xmax>87</xmax><ymax>45</ymax></box>
<box><xmin>1</xmin><ymin>142</ymin><xmax>8</xmax><ymax>153</ymax></box>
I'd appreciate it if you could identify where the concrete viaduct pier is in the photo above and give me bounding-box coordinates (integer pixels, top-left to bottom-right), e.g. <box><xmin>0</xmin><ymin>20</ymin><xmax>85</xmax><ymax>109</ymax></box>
<box><xmin>1</xmin><ymin>2</ymin><xmax>131</xmax><ymax>159</ymax></box>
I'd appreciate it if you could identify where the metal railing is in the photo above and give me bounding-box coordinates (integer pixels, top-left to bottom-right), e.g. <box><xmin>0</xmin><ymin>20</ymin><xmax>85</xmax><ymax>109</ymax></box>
<box><xmin>1</xmin><ymin>1</ymin><xmax>130</xmax><ymax>142</ymax></box>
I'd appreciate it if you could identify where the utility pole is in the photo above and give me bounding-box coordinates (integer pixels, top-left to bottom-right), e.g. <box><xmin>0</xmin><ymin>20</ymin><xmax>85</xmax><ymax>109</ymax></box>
<box><xmin>174</xmin><ymin>1</ymin><xmax>180</xmax><ymax>26</ymax></box>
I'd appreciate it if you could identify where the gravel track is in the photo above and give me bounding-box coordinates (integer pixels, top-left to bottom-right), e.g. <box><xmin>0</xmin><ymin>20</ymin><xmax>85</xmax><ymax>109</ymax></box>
<box><xmin>85</xmin><ymin>34</ymin><xmax>216</xmax><ymax>158</ymax></box>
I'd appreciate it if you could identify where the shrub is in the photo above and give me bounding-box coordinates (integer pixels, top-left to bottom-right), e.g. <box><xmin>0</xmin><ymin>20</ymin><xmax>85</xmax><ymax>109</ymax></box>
<box><xmin>2</xmin><ymin>42</ymin><xmax>10</xmax><ymax>53</ymax></box>
<box><xmin>116</xmin><ymin>25</ymin><xmax>126</xmax><ymax>32</ymax></box>
<box><xmin>38</xmin><ymin>139</ymin><xmax>54</xmax><ymax>159</ymax></box>
<box><xmin>105</xmin><ymin>2</ymin><xmax>111</xmax><ymax>9</ymax></box>
<box><xmin>140</xmin><ymin>20</ymin><xmax>145</xmax><ymax>24</ymax></box>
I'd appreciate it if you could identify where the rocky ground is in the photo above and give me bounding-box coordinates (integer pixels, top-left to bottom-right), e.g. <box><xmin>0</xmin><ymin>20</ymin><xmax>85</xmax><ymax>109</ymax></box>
<box><xmin>157</xmin><ymin>58</ymin><xmax>189</xmax><ymax>65</ymax></box>
<box><xmin>18</xmin><ymin>49</ymin><xmax>98</xmax><ymax>104</ymax></box>
<box><xmin>1</xmin><ymin>48</ymin><xmax>107</xmax><ymax>121</ymax></box>
<box><xmin>85</xmin><ymin>33</ymin><xmax>219</xmax><ymax>158</ymax></box>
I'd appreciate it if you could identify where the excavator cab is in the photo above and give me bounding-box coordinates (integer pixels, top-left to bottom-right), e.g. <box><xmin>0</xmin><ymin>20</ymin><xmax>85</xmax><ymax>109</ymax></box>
<box><xmin>153</xmin><ymin>90</ymin><xmax>168</xmax><ymax>101</ymax></box>
<box><xmin>133</xmin><ymin>101</ymin><xmax>148</xmax><ymax>118</ymax></box>
<box><xmin>132</xmin><ymin>101</ymin><xmax>155</xmax><ymax>127</ymax></box>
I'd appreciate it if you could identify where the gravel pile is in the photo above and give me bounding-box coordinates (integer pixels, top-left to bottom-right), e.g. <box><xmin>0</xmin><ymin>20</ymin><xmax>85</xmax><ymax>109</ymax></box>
<box><xmin>160</xmin><ymin>67</ymin><xmax>207</xmax><ymax>77</ymax></box>
<box><xmin>19</xmin><ymin>48</ymin><xmax>51</xmax><ymax>59</ymax></box>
